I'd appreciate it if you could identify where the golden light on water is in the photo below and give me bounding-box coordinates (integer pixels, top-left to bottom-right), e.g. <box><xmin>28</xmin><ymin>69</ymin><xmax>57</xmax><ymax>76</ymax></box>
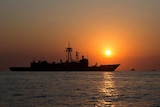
<box><xmin>101</xmin><ymin>73</ymin><xmax>117</xmax><ymax>97</ymax></box>
<box><xmin>96</xmin><ymin>72</ymin><xmax>119</xmax><ymax>107</ymax></box>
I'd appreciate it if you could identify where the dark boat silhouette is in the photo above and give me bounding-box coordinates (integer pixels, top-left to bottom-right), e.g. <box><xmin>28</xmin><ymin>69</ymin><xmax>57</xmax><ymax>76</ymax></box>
<box><xmin>10</xmin><ymin>43</ymin><xmax>120</xmax><ymax>71</ymax></box>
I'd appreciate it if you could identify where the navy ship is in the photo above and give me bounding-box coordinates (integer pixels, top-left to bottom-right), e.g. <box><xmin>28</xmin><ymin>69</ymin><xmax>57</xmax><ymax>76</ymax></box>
<box><xmin>10</xmin><ymin>44</ymin><xmax>120</xmax><ymax>71</ymax></box>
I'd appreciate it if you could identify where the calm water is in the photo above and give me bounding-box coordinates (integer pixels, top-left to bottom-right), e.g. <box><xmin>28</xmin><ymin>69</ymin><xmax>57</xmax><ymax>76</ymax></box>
<box><xmin>0</xmin><ymin>71</ymin><xmax>160</xmax><ymax>107</ymax></box>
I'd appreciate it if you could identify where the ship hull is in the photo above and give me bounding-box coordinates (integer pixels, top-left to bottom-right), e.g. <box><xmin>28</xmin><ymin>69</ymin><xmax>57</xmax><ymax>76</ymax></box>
<box><xmin>10</xmin><ymin>64</ymin><xmax>120</xmax><ymax>71</ymax></box>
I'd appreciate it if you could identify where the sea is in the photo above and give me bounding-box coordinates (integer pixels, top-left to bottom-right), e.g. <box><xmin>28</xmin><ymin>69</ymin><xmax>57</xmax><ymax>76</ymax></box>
<box><xmin>0</xmin><ymin>71</ymin><xmax>160</xmax><ymax>107</ymax></box>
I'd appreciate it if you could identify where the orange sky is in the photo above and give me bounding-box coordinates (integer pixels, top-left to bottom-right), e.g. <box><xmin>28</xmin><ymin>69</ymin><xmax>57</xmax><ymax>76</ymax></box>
<box><xmin>0</xmin><ymin>0</ymin><xmax>160</xmax><ymax>71</ymax></box>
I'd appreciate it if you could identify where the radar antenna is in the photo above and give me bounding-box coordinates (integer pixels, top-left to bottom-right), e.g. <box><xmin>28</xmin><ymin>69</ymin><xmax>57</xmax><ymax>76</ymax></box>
<box><xmin>76</xmin><ymin>51</ymin><xmax>80</xmax><ymax>61</ymax></box>
<box><xmin>66</xmin><ymin>42</ymin><xmax>73</xmax><ymax>62</ymax></box>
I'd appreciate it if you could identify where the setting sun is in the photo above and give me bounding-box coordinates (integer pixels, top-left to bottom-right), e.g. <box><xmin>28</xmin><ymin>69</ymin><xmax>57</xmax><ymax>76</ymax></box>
<box><xmin>105</xmin><ymin>50</ymin><xmax>111</xmax><ymax>56</ymax></box>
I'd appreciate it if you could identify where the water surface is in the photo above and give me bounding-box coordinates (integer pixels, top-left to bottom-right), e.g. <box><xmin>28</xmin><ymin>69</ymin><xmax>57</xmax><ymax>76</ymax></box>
<box><xmin>0</xmin><ymin>71</ymin><xmax>160</xmax><ymax>107</ymax></box>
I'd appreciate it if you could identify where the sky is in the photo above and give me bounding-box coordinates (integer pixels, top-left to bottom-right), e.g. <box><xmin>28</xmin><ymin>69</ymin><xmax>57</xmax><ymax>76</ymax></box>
<box><xmin>0</xmin><ymin>0</ymin><xmax>160</xmax><ymax>71</ymax></box>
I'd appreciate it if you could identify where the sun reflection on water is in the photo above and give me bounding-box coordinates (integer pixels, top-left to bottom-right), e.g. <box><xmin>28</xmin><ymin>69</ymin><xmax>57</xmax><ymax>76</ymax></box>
<box><xmin>96</xmin><ymin>72</ymin><xmax>119</xmax><ymax>107</ymax></box>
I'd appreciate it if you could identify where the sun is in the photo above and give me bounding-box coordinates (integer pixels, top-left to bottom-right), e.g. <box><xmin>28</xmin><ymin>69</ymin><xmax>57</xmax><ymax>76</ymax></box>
<box><xmin>105</xmin><ymin>50</ymin><xmax>111</xmax><ymax>56</ymax></box>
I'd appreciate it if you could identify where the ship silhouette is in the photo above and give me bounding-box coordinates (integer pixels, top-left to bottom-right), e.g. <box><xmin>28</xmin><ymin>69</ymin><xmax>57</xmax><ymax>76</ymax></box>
<box><xmin>10</xmin><ymin>43</ymin><xmax>120</xmax><ymax>71</ymax></box>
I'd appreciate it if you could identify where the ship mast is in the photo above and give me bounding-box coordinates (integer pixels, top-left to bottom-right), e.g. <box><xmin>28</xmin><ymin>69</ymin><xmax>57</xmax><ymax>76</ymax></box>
<box><xmin>66</xmin><ymin>42</ymin><xmax>73</xmax><ymax>62</ymax></box>
<box><xmin>76</xmin><ymin>51</ymin><xmax>80</xmax><ymax>61</ymax></box>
